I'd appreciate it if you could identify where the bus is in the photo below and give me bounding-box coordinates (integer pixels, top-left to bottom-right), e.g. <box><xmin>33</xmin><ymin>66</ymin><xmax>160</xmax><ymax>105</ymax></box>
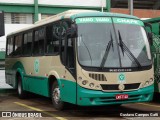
<box><xmin>143</xmin><ymin>17</ymin><xmax>160</xmax><ymax>94</ymax></box>
<box><xmin>0</xmin><ymin>50</ymin><xmax>5</xmax><ymax>69</ymax></box>
<box><xmin>5</xmin><ymin>10</ymin><xmax>154</xmax><ymax>110</ymax></box>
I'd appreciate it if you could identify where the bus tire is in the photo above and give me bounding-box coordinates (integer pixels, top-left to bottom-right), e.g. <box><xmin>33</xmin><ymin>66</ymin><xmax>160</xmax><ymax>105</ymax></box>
<box><xmin>17</xmin><ymin>75</ymin><xmax>27</xmax><ymax>99</ymax></box>
<box><xmin>51</xmin><ymin>81</ymin><xmax>65</xmax><ymax>110</ymax></box>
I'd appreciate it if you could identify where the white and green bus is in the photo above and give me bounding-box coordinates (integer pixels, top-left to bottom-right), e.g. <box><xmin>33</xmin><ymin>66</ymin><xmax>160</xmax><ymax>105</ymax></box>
<box><xmin>5</xmin><ymin>10</ymin><xmax>154</xmax><ymax>110</ymax></box>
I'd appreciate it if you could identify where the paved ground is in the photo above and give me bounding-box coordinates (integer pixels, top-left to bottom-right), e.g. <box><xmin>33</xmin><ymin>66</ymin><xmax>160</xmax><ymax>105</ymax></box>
<box><xmin>0</xmin><ymin>70</ymin><xmax>12</xmax><ymax>89</ymax></box>
<box><xmin>0</xmin><ymin>92</ymin><xmax>160</xmax><ymax>120</ymax></box>
<box><xmin>0</xmin><ymin>70</ymin><xmax>160</xmax><ymax>119</ymax></box>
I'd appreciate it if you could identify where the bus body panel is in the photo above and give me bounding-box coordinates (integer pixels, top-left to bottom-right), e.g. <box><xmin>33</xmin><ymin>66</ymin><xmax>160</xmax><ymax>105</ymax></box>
<box><xmin>60</xmin><ymin>79</ymin><xmax>77</xmax><ymax>104</ymax></box>
<box><xmin>5</xmin><ymin>56</ymin><xmax>77</xmax><ymax>104</ymax></box>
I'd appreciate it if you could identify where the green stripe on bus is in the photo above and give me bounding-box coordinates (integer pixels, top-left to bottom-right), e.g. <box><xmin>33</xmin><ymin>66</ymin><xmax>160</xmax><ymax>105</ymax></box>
<box><xmin>77</xmin><ymin>84</ymin><xmax>154</xmax><ymax>106</ymax></box>
<box><xmin>113</xmin><ymin>17</ymin><xmax>144</xmax><ymax>26</ymax></box>
<box><xmin>75</xmin><ymin>17</ymin><xmax>112</xmax><ymax>24</ymax></box>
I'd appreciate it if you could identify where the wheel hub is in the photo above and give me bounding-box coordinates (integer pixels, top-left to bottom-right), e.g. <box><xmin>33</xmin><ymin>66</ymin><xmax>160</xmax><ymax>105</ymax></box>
<box><xmin>53</xmin><ymin>87</ymin><xmax>60</xmax><ymax>104</ymax></box>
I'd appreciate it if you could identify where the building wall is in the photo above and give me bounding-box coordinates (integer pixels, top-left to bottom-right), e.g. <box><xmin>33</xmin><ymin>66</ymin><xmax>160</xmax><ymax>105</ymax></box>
<box><xmin>111</xmin><ymin>8</ymin><xmax>160</xmax><ymax>18</ymax></box>
<box><xmin>0</xmin><ymin>0</ymin><xmax>106</xmax><ymax>7</ymax></box>
<box><xmin>0</xmin><ymin>0</ymin><xmax>108</xmax><ymax>22</ymax></box>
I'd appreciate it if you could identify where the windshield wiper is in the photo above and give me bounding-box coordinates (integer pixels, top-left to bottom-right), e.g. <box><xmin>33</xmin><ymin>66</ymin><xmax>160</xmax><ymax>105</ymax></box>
<box><xmin>80</xmin><ymin>35</ymin><xmax>92</xmax><ymax>66</ymax></box>
<box><xmin>118</xmin><ymin>30</ymin><xmax>142</xmax><ymax>68</ymax></box>
<box><xmin>100</xmin><ymin>32</ymin><xmax>113</xmax><ymax>70</ymax></box>
<box><xmin>118</xmin><ymin>31</ymin><xmax>124</xmax><ymax>56</ymax></box>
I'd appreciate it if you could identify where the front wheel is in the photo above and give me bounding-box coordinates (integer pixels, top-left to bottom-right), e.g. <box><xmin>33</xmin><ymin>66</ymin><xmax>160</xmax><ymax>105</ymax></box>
<box><xmin>51</xmin><ymin>81</ymin><xmax>65</xmax><ymax>110</ymax></box>
<box><xmin>17</xmin><ymin>76</ymin><xmax>27</xmax><ymax>99</ymax></box>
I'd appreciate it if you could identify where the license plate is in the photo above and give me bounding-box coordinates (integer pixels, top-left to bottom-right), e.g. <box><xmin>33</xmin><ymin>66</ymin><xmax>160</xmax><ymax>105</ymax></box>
<box><xmin>115</xmin><ymin>94</ymin><xmax>128</xmax><ymax>100</ymax></box>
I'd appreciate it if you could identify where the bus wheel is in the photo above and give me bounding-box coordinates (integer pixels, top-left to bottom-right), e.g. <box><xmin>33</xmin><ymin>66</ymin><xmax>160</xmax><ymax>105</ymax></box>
<box><xmin>51</xmin><ymin>81</ymin><xmax>64</xmax><ymax>110</ymax></box>
<box><xmin>17</xmin><ymin>76</ymin><xmax>27</xmax><ymax>99</ymax></box>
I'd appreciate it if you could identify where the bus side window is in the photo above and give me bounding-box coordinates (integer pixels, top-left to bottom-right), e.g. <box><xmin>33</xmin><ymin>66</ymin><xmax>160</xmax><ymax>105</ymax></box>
<box><xmin>33</xmin><ymin>30</ymin><xmax>39</xmax><ymax>55</ymax></box>
<box><xmin>14</xmin><ymin>35</ymin><xmax>22</xmax><ymax>56</ymax></box>
<box><xmin>46</xmin><ymin>23</ymin><xmax>60</xmax><ymax>55</ymax></box>
<box><xmin>46</xmin><ymin>24</ymin><xmax>53</xmax><ymax>54</ymax></box>
<box><xmin>39</xmin><ymin>28</ymin><xmax>45</xmax><ymax>55</ymax></box>
<box><xmin>23</xmin><ymin>32</ymin><xmax>32</xmax><ymax>56</ymax></box>
<box><xmin>66</xmin><ymin>38</ymin><xmax>74</xmax><ymax>71</ymax></box>
<box><xmin>23</xmin><ymin>33</ymin><xmax>28</xmax><ymax>55</ymax></box>
<box><xmin>27</xmin><ymin>32</ymin><xmax>33</xmax><ymax>55</ymax></box>
<box><xmin>6</xmin><ymin>38</ymin><xmax>10</xmax><ymax>56</ymax></box>
<box><xmin>7</xmin><ymin>37</ymin><xmax>14</xmax><ymax>56</ymax></box>
<box><xmin>52</xmin><ymin>23</ymin><xmax>60</xmax><ymax>54</ymax></box>
<box><xmin>33</xmin><ymin>28</ymin><xmax>45</xmax><ymax>56</ymax></box>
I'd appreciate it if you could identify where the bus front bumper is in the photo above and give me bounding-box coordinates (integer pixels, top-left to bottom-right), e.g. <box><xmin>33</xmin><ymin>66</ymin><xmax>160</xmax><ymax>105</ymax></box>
<box><xmin>77</xmin><ymin>85</ymin><xmax>154</xmax><ymax>106</ymax></box>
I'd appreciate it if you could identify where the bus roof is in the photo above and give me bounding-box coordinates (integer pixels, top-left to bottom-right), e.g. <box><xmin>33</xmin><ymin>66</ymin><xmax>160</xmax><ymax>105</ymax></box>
<box><xmin>143</xmin><ymin>17</ymin><xmax>160</xmax><ymax>24</ymax></box>
<box><xmin>7</xmin><ymin>10</ymin><xmax>140</xmax><ymax>36</ymax></box>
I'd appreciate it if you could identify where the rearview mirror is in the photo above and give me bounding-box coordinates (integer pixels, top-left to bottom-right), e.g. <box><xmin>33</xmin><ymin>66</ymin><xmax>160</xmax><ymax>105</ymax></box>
<box><xmin>67</xmin><ymin>24</ymin><xmax>77</xmax><ymax>38</ymax></box>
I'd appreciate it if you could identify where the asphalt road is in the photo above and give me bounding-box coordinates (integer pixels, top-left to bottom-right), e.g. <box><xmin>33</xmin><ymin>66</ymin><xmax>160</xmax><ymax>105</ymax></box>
<box><xmin>0</xmin><ymin>92</ymin><xmax>160</xmax><ymax>120</ymax></box>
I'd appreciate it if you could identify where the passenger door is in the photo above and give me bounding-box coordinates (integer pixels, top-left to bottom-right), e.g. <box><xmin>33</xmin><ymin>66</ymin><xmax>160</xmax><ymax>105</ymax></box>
<box><xmin>60</xmin><ymin>20</ymin><xmax>77</xmax><ymax>104</ymax></box>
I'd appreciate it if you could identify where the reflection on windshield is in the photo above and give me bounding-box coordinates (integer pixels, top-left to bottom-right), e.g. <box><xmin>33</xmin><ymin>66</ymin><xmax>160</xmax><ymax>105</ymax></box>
<box><xmin>115</xmin><ymin>24</ymin><xmax>151</xmax><ymax>67</ymax></box>
<box><xmin>100</xmin><ymin>32</ymin><xmax>114</xmax><ymax>69</ymax></box>
<box><xmin>118</xmin><ymin>30</ymin><xmax>141</xmax><ymax>68</ymax></box>
<box><xmin>77</xmin><ymin>23</ymin><xmax>151</xmax><ymax>68</ymax></box>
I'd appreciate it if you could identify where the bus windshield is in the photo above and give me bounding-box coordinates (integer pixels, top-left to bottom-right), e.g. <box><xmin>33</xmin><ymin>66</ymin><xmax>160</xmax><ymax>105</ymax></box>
<box><xmin>77</xmin><ymin>19</ymin><xmax>152</xmax><ymax>69</ymax></box>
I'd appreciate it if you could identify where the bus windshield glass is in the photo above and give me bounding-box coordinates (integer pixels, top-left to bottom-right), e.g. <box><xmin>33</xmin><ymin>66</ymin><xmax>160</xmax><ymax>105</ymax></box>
<box><xmin>76</xmin><ymin>17</ymin><xmax>152</xmax><ymax>69</ymax></box>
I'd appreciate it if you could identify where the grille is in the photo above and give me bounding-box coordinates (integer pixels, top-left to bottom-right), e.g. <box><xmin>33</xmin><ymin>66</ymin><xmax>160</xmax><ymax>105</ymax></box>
<box><xmin>101</xmin><ymin>83</ymin><xmax>140</xmax><ymax>91</ymax></box>
<box><xmin>89</xmin><ymin>73</ymin><xmax>107</xmax><ymax>81</ymax></box>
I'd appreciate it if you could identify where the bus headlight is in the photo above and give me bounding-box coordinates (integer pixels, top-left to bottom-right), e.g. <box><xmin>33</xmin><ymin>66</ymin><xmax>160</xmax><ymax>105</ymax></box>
<box><xmin>143</xmin><ymin>78</ymin><xmax>154</xmax><ymax>87</ymax></box>
<box><xmin>82</xmin><ymin>80</ymin><xmax>88</xmax><ymax>85</ymax></box>
<box><xmin>89</xmin><ymin>83</ymin><xmax>94</xmax><ymax>88</ymax></box>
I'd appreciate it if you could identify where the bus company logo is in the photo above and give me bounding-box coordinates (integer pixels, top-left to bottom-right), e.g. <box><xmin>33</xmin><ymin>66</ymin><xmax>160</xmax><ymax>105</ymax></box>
<box><xmin>118</xmin><ymin>73</ymin><xmax>125</xmax><ymax>81</ymax></box>
<box><xmin>34</xmin><ymin>59</ymin><xmax>39</xmax><ymax>74</ymax></box>
<box><xmin>115</xmin><ymin>18</ymin><xmax>139</xmax><ymax>25</ymax></box>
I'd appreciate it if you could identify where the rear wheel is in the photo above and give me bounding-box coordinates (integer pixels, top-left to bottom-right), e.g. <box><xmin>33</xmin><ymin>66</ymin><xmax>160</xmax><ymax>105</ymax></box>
<box><xmin>17</xmin><ymin>75</ymin><xmax>27</xmax><ymax>99</ymax></box>
<box><xmin>51</xmin><ymin>81</ymin><xmax>65</xmax><ymax>110</ymax></box>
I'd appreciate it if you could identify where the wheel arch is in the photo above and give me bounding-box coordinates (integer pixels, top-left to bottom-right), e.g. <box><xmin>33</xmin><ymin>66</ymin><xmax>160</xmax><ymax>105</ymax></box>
<box><xmin>48</xmin><ymin>71</ymin><xmax>61</xmax><ymax>97</ymax></box>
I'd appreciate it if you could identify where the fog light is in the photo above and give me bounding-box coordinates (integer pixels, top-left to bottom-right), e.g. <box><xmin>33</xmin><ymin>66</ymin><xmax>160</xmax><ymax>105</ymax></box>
<box><xmin>145</xmin><ymin>81</ymin><xmax>149</xmax><ymax>85</ymax></box>
<box><xmin>143</xmin><ymin>81</ymin><xmax>149</xmax><ymax>87</ymax></box>
<box><xmin>89</xmin><ymin>83</ymin><xmax>94</xmax><ymax>88</ymax></box>
<box><xmin>82</xmin><ymin>80</ymin><xmax>88</xmax><ymax>85</ymax></box>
